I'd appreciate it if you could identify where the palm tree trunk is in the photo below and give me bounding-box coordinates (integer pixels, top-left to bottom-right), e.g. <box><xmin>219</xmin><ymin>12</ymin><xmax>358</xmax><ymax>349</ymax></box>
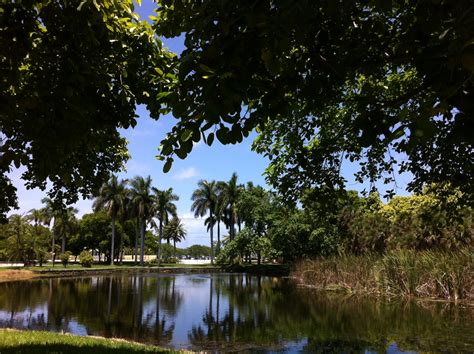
<box><xmin>134</xmin><ymin>218</ymin><xmax>139</xmax><ymax>265</ymax></box>
<box><xmin>119</xmin><ymin>227</ymin><xmax>124</xmax><ymax>265</ymax></box>
<box><xmin>230</xmin><ymin>206</ymin><xmax>235</xmax><ymax>241</ymax></box>
<box><xmin>51</xmin><ymin>232</ymin><xmax>56</xmax><ymax>267</ymax></box>
<box><xmin>173</xmin><ymin>239</ymin><xmax>176</xmax><ymax>258</ymax></box>
<box><xmin>140</xmin><ymin>219</ymin><xmax>145</xmax><ymax>266</ymax></box>
<box><xmin>110</xmin><ymin>213</ymin><xmax>116</xmax><ymax>266</ymax></box>
<box><xmin>210</xmin><ymin>210</ymin><xmax>214</xmax><ymax>264</ymax></box>
<box><xmin>217</xmin><ymin>220</ymin><xmax>221</xmax><ymax>253</ymax></box>
<box><xmin>61</xmin><ymin>234</ymin><xmax>66</xmax><ymax>254</ymax></box>
<box><xmin>157</xmin><ymin>218</ymin><xmax>163</xmax><ymax>266</ymax></box>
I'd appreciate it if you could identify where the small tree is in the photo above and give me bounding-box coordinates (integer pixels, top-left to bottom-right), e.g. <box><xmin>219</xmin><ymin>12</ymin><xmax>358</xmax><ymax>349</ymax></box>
<box><xmin>35</xmin><ymin>248</ymin><xmax>50</xmax><ymax>267</ymax></box>
<box><xmin>59</xmin><ymin>251</ymin><xmax>72</xmax><ymax>268</ymax></box>
<box><xmin>79</xmin><ymin>250</ymin><xmax>93</xmax><ymax>268</ymax></box>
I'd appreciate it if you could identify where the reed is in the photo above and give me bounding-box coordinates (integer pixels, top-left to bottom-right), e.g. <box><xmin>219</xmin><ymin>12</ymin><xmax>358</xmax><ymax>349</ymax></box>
<box><xmin>293</xmin><ymin>249</ymin><xmax>474</xmax><ymax>301</ymax></box>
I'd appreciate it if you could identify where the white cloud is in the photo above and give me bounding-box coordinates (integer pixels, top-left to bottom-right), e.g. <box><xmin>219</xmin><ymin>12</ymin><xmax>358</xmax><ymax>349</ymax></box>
<box><xmin>172</xmin><ymin>167</ymin><xmax>199</xmax><ymax>180</ymax></box>
<box><xmin>124</xmin><ymin>160</ymin><xmax>151</xmax><ymax>176</ymax></box>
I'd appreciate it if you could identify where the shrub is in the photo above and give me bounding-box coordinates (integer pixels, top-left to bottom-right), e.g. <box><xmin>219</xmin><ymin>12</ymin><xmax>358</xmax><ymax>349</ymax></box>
<box><xmin>35</xmin><ymin>248</ymin><xmax>50</xmax><ymax>267</ymax></box>
<box><xmin>79</xmin><ymin>250</ymin><xmax>93</xmax><ymax>268</ymax></box>
<box><xmin>59</xmin><ymin>251</ymin><xmax>72</xmax><ymax>268</ymax></box>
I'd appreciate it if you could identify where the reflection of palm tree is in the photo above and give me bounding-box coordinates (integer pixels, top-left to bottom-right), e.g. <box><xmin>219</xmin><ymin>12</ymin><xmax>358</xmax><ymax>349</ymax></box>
<box><xmin>153</xmin><ymin>277</ymin><xmax>175</xmax><ymax>344</ymax></box>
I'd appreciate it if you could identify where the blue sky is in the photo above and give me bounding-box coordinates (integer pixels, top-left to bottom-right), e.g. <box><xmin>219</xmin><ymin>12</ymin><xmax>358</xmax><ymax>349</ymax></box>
<box><xmin>7</xmin><ymin>1</ymin><xmax>412</xmax><ymax>248</ymax></box>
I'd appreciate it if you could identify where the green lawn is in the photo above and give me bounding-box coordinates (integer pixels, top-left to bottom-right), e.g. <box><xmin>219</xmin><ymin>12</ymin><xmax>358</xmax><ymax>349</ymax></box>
<box><xmin>0</xmin><ymin>329</ymin><xmax>188</xmax><ymax>353</ymax></box>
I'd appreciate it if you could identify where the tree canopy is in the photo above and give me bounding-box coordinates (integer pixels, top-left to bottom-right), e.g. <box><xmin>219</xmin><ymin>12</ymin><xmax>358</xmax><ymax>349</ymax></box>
<box><xmin>154</xmin><ymin>0</ymin><xmax>473</xmax><ymax>202</ymax></box>
<box><xmin>0</xmin><ymin>0</ymin><xmax>175</xmax><ymax>220</ymax></box>
<box><xmin>1</xmin><ymin>0</ymin><xmax>473</xmax><ymax>223</ymax></box>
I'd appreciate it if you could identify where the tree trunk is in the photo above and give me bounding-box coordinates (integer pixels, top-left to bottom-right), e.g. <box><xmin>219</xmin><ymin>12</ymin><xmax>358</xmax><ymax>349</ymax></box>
<box><xmin>230</xmin><ymin>205</ymin><xmax>235</xmax><ymax>241</ymax></box>
<box><xmin>173</xmin><ymin>240</ymin><xmax>176</xmax><ymax>258</ymax></box>
<box><xmin>110</xmin><ymin>213</ymin><xmax>116</xmax><ymax>266</ymax></box>
<box><xmin>140</xmin><ymin>219</ymin><xmax>145</xmax><ymax>266</ymax></box>
<box><xmin>134</xmin><ymin>218</ymin><xmax>139</xmax><ymax>265</ymax></box>
<box><xmin>157</xmin><ymin>218</ymin><xmax>163</xmax><ymax>266</ymax></box>
<box><xmin>119</xmin><ymin>222</ymin><xmax>124</xmax><ymax>265</ymax></box>
<box><xmin>210</xmin><ymin>210</ymin><xmax>214</xmax><ymax>264</ymax></box>
<box><xmin>217</xmin><ymin>220</ymin><xmax>221</xmax><ymax>253</ymax></box>
<box><xmin>61</xmin><ymin>234</ymin><xmax>66</xmax><ymax>254</ymax></box>
<box><xmin>51</xmin><ymin>232</ymin><xmax>56</xmax><ymax>267</ymax></box>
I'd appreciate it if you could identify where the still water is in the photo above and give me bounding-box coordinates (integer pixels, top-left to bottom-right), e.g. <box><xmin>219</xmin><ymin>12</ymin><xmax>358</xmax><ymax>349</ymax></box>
<box><xmin>0</xmin><ymin>273</ymin><xmax>473</xmax><ymax>352</ymax></box>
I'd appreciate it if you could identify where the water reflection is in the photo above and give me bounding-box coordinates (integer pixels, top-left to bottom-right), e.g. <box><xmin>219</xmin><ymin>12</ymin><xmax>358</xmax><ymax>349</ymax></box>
<box><xmin>0</xmin><ymin>273</ymin><xmax>473</xmax><ymax>352</ymax></box>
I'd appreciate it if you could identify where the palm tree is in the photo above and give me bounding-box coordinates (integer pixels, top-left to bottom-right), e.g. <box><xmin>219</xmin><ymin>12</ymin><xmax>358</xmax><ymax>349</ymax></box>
<box><xmin>26</xmin><ymin>208</ymin><xmax>45</xmax><ymax>228</ymax></box>
<box><xmin>93</xmin><ymin>175</ymin><xmax>128</xmax><ymax>265</ymax></box>
<box><xmin>54</xmin><ymin>206</ymin><xmax>78</xmax><ymax>254</ymax></box>
<box><xmin>219</xmin><ymin>173</ymin><xmax>241</xmax><ymax>241</ymax></box>
<box><xmin>191</xmin><ymin>180</ymin><xmax>217</xmax><ymax>264</ymax></box>
<box><xmin>129</xmin><ymin>176</ymin><xmax>154</xmax><ymax>266</ymax></box>
<box><xmin>41</xmin><ymin>197</ymin><xmax>60</xmax><ymax>264</ymax></box>
<box><xmin>214</xmin><ymin>184</ymin><xmax>227</xmax><ymax>252</ymax></box>
<box><xmin>164</xmin><ymin>217</ymin><xmax>186</xmax><ymax>257</ymax></box>
<box><xmin>152</xmin><ymin>187</ymin><xmax>179</xmax><ymax>265</ymax></box>
<box><xmin>118</xmin><ymin>190</ymin><xmax>133</xmax><ymax>265</ymax></box>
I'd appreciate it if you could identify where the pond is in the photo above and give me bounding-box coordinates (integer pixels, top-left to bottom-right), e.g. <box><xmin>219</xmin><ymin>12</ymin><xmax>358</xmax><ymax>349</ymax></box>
<box><xmin>0</xmin><ymin>273</ymin><xmax>473</xmax><ymax>352</ymax></box>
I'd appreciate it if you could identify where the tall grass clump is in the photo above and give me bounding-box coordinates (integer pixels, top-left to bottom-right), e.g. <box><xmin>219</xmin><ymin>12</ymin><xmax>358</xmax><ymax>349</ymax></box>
<box><xmin>293</xmin><ymin>249</ymin><xmax>473</xmax><ymax>301</ymax></box>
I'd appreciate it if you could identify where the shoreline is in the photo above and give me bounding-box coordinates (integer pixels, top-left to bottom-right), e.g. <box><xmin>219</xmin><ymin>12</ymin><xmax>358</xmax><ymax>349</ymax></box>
<box><xmin>0</xmin><ymin>266</ymin><xmax>224</xmax><ymax>283</ymax></box>
<box><xmin>0</xmin><ymin>263</ymin><xmax>290</xmax><ymax>282</ymax></box>
<box><xmin>290</xmin><ymin>275</ymin><xmax>474</xmax><ymax>307</ymax></box>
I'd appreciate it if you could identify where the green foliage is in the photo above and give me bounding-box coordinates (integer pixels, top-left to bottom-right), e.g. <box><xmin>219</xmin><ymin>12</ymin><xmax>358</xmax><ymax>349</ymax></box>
<box><xmin>35</xmin><ymin>248</ymin><xmax>50</xmax><ymax>267</ymax></box>
<box><xmin>74</xmin><ymin>211</ymin><xmax>111</xmax><ymax>255</ymax></box>
<box><xmin>59</xmin><ymin>251</ymin><xmax>72</xmax><ymax>268</ymax></box>
<box><xmin>294</xmin><ymin>249</ymin><xmax>474</xmax><ymax>300</ymax></box>
<box><xmin>0</xmin><ymin>214</ymin><xmax>51</xmax><ymax>263</ymax></box>
<box><xmin>79</xmin><ymin>250</ymin><xmax>93</xmax><ymax>268</ymax></box>
<box><xmin>216</xmin><ymin>228</ymin><xmax>276</xmax><ymax>265</ymax></box>
<box><xmin>185</xmin><ymin>245</ymin><xmax>211</xmax><ymax>259</ymax></box>
<box><xmin>0</xmin><ymin>0</ymin><xmax>176</xmax><ymax>219</ymax></box>
<box><xmin>154</xmin><ymin>1</ymin><xmax>473</xmax><ymax>203</ymax></box>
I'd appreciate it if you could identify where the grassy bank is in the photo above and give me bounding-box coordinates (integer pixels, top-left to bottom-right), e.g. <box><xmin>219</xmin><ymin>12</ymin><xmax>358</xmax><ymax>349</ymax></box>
<box><xmin>0</xmin><ymin>264</ymin><xmax>222</xmax><ymax>282</ymax></box>
<box><xmin>293</xmin><ymin>249</ymin><xmax>473</xmax><ymax>301</ymax></box>
<box><xmin>0</xmin><ymin>269</ymin><xmax>36</xmax><ymax>282</ymax></box>
<box><xmin>0</xmin><ymin>329</ymin><xmax>188</xmax><ymax>353</ymax></box>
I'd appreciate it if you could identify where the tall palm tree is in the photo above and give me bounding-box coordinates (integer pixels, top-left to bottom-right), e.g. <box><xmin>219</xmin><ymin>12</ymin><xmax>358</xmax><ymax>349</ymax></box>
<box><xmin>54</xmin><ymin>206</ymin><xmax>78</xmax><ymax>254</ymax></box>
<box><xmin>152</xmin><ymin>187</ymin><xmax>179</xmax><ymax>265</ymax></box>
<box><xmin>26</xmin><ymin>208</ymin><xmax>45</xmax><ymax>228</ymax></box>
<box><xmin>164</xmin><ymin>217</ymin><xmax>186</xmax><ymax>257</ymax></box>
<box><xmin>130</xmin><ymin>176</ymin><xmax>154</xmax><ymax>266</ymax></box>
<box><xmin>220</xmin><ymin>173</ymin><xmax>241</xmax><ymax>241</ymax></box>
<box><xmin>93</xmin><ymin>175</ymin><xmax>128</xmax><ymax>265</ymax></box>
<box><xmin>118</xmin><ymin>189</ymin><xmax>133</xmax><ymax>265</ymax></box>
<box><xmin>41</xmin><ymin>197</ymin><xmax>60</xmax><ymax>264</ymax></box>
<box><xmin>214</xmin><ymin>184</ymin><xmax>227</xmax><ymax>252</ymax></box>
<box><xmin>191</xmin><ymin>180</ymin><xmax>217</xmax><ymax>263</ymax></box>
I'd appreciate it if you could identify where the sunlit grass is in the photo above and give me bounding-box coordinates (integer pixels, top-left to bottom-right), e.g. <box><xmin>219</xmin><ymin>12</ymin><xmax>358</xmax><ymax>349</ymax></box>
<box><xmin>0</xmin><ymin>329</ymin><xmax>189</xmax><ymax>353</ymax></box>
